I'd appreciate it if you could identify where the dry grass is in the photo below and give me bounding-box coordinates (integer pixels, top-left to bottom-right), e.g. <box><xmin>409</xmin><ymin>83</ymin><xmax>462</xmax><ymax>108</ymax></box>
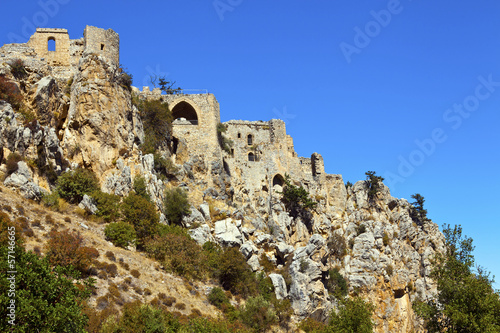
<box><xmin>0</xmin><ymin>183</ymin><xmax>220</xmax><ymax>318</ymax></box>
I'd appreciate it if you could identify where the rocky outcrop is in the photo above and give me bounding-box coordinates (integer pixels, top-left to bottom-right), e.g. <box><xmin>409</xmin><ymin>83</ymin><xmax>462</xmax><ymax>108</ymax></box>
<box><xmin>61</xmin><ymin>54</ymin><xmax>143</xmax><ymax>175</ymax></box>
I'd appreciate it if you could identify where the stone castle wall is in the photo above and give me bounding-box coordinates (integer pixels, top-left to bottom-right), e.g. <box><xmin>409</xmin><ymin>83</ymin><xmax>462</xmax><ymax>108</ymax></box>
<box><xmin>3</xmin><ymin>26</ymin><xmax>119</xmax><ymax>71</ymax></box>
<box><xmin>27</xmin><ymin>28</ymin><xmax>71</xmax><ymax>66</ymax></box>
<box><xmin>83</xmin><ymin>26</ymin><xmax>119</xmax><ymax>65</ymax></box>
<box><xmin>131</xmin><ymin>86</ymin><xmax>331</xmax><ymax>193</ymax></box>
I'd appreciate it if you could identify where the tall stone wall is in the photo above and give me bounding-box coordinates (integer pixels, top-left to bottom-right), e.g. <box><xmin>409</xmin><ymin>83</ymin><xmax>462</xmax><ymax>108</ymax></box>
<box><xmin>163</xmin><ymin>94</ymin><xmax>222</xmax><ymax>164</ymax></box>
<box><xmin>223</xmin><ymin>119</ymin><xmax>320</xmax><ymax>193</ymax></box>
<box><xmin>83</xmin><ymin>26</ymin><xmax>120</xmax><ymax>65</ymax></box>
<box><xmin>27</xmin><ymin>28</ymin><xmax>70</xmax><ymax>66</ymax></box>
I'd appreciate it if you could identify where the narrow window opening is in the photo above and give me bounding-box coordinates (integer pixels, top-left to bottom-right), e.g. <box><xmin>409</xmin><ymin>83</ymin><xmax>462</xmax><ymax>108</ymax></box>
<box><xmin>100</xmin><ymin>44</ymin><xmax>105</xmax><ymax>51</ymax></box>
<box><xmin>237</xmin><ymin>133</ymin><xmax>241</xmax><ymax>138</ymax></box>
<box><xmin>247</xmin><ymin>134</ymin><xmax>253</xmax><ymax>146</ymax></box>
<box><xmin>47</xmin><ymin>37</ymin><xmax>56</xmax><ymax>51</ymax></box>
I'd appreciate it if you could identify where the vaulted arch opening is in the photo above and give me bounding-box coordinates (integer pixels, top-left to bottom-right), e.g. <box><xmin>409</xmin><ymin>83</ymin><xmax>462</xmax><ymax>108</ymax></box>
<box><xmin>272</xmin><ymin>174</ymin><xmax>285</xmax><ymax>187</ymax></box>
<box><xmin>248</xmin><ymin>152</ymin><xmax>256</xmax><ymax>162</ymax></box>
<box><xmin>47</xmin><ymin>37</ymin><xmax>56</xmax><ymax>51</ymax></box>
<box><xmin>171</xmin><ymin>101</ymin><xmax>198</xmax><ymax>125</ymax></box>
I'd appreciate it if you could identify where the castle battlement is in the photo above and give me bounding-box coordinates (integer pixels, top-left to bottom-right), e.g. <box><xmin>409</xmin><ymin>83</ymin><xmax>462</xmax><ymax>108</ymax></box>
<box><xmin>8</xmin><ymin>25</ymin><xmax>121</xmax><ymax>68</ymax></box>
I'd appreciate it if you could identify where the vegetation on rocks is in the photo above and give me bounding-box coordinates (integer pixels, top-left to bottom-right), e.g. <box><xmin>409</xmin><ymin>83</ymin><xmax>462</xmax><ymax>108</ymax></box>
<box><xmin>365</xmin><ymin>170</ymin><xmax>384</xmax><ymax>202</ymax></box>
<box><xmin>163</xmin><ymin>187</ymin><xmax>190</xmax><ymax>225</ymax></box>
<box><xmin>413</xmin><ymin>224</ymin><xmax>500</xmax><ymax>332</ymax></box>
<box><xmin>56</xmin><ymin>168</ymin><xmax>100</xmax><ymax>203</ymax></box>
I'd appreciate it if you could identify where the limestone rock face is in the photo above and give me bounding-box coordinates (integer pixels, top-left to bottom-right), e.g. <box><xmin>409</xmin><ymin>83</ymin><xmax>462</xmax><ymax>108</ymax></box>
<box><xmin>61</xmin><ymin>54</ymin><xmax>143</xmax><ymax>175</ymax></box>
<box><xmin>214</xmin><ymin>218</ymin><xmax>243</xmax><ymax>247</ymax></box>
<box><xmin>4</xmin><ymin>161</ymin><xmax>46</xmax><ymax>200</ymax></box>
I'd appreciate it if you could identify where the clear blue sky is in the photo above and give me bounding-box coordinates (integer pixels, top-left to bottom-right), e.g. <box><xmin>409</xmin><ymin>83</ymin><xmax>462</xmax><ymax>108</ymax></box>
<box><xmin>1</xmin><ymin>0</ymin><xmax>499</xmax><ymax>287</ymax></box>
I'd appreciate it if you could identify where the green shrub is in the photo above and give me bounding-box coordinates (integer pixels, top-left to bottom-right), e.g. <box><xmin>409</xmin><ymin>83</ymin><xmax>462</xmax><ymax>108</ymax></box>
<box><xmin>104</xmin><ymin>222</ymin><xmax>136</xmax><ymax>248</ymax></box>
<box><xmin>280</xmin><ymin>174</ymin><xmax>317</xmax><ymax>216</ymax></box>
<box><xmin>8</xmin><ymin>59</ymin><xmax>27</xmax><ymax>79</ymax></box>
<box><xmin>327</xmin><ymin>296</ymin><xmax>374</xmax><ymax>333</ymax></box>
<box><xmin>6</xmin><ymin>152</ymin><xmax>23</xmax><ymax>175</ymax></box>
<box><xmin>164</xmin><ymin>187</ymin><xmax>190</xmax><ymax>225</ymax></box>
<box><xmin>0</xmin><ymin>244</ymin><xmax>92</xmax><ymax>332</ymax></box>
<box><xmin>0</xmin><ymin>75</ymin><xmax>23</xmax><ymax>110</ymax></box>
<box><xmin>56</xmin><ymin>168</ymin><xmax>100</xmax><ymax>203</ymax></box>
<box><xmin>218</xmin><ymin>247</ymin><xmax>258</xmax><ymax>297</ymax></box>
<box><xmin>365</xmin><ymin>171</ymin><xmax>384</xmax><ymax>202</ymax></box>
<box><xmin>144</xmin><ymin>233</ymin><xmax>206</xmax><ymax>280</ymax></box>
<box><xmin>356</xmin><ymin>223</ymin><xmax>366</xmax><ymax>236</ymax></box>
<box><xmin>156</xmin><ymin>223</ymin><xmax>190</xmax><ymax>238</ymax></box>
<box><xmin>121</xmin><ymin>193</ymin><xmax>159</xmax><ymax>247</ymax></box>
<box><xmin>239</xmin><ymin>295</ymin><xmax>278</xmax><ymax>332</ymax></box>
<box><xmin>202</xmin><ymin>241</ymin><xmax>223</xmax><ymax>275</ymax></box>
<box><xmin>153</xmin><ymin>153</ymin><xmax>178</xmax><ymax>178</ymax></box>
<box><xmin>136</xmin><ymin>98</ymin><xmax>172</xmax><ymax>154</ymax></box>
<box><xmin>299</xmin><ymin>317</ymin><xmax>327</xmax><ymax>332</ymax></box>
<box><xmin>325</xmin><ymin>268</ymin><xmax>348</xmax><ymax>298</ymax></box>
<box><xmin>327</xmin><ymin>233</ymin><xmax>347</xmax><ymax>258</ymax></box>
<box><xmin>92</xmin><ymin>191</ymin><xmax>121</xmax><ymax>222</ymax></box>
<box><xmin>382</xmin><ymin>232</ymin><xmax>390</xmax><ymax>246</ymax></box>
<box><xmin>116</xmin><ymin>66</ymin><xmax>133</xmax><ymax>92</ymax></box>
<box><xmin>100</xmin><ymin>301</ymin><xmax>174</xmax><ymax>333</ymax></box>
<box><xmin>208</xmin><ymin>287</ymin><xmax>230</xmax><ymax>308</ymax></box>
<box><xmin>133</xmin><ymin>175</ymin><xmax>149</xmax><ymax>200</ymax></box>
<box><xmin>299</xmin><ymin>259</ymin><xmax>310</xmax><ymax>273</ymax></box>
<box><xmin>41</xmin><ymin>191</ymin><xmax>60</xmax><ymax>209</ymax></box>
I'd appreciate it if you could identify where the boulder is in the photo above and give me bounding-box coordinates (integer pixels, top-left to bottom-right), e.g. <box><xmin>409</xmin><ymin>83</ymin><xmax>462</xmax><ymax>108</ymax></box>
<box><xmin>269</xmin><ymin>273</ymin><xmax>288</xmax><ymax>300</ymax></box>
<box><xmin>188</xmin><ymin>224</ymin><xmax>215</xmax><ymax>245</ymax></box>
<box><xmin>79</xmin><ymin>194</ymin><xmax>98</xmax><ymax>214</ymax></box>
<box><xmin>215</xmin><ymin>218</ymin><xmax>243</xmax><ymax>247</ymax></box>
<box><xmin>182</xmin><ymin>206</ymin><xmax>205</xmax><ymax>228</ymax></box>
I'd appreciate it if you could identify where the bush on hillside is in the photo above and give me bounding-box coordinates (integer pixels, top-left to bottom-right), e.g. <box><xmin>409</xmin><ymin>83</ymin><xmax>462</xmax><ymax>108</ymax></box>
<box><xmin>104</xmin><ymin>222</ymin><xmax>136</xmax><ymax>248</ymax></box>
<box><xmin>121</xmin><ymin>193</ymin><xmax>159</xmax><ymax>247</ymax></box>
<box><xmin>163</xmin><ymin>187</ymin><xmax>190</xmax><ymax>226</ymax></box>
<box><xmin>56</xmin><ymin>168</ymin><xmax>100</xmax><ymax>203</ymax></box>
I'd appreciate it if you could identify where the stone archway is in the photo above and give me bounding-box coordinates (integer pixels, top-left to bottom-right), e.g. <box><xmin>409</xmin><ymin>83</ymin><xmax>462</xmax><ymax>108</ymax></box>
<box><xmin>171</xmin><ymin>101</ymin><xmax>198</xmax><ymax>125</ymax></box>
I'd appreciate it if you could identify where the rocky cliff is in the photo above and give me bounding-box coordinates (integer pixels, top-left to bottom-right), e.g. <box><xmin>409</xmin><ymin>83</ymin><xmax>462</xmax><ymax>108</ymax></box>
<box><xmin>0</xmin><ymin>34</ymin><xmax>446</xmax><ymax>332</ymax></box>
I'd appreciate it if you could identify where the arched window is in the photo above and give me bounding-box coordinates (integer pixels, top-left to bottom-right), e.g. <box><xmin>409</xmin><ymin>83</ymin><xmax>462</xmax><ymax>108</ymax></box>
<box><xmin>272</xmin><ymin>174</ymin><xmax>285</xmax><ymax>187</ymax></box>
<box><xmin>47</xmin><ymin>37</ymin><xmax>56</xmax><ymax>51</ymax></box>
<box><xmin>247</xmin><ymin>134</ymin><xmax>253</xmax><ymax>146</ymax></box>
<box><xmin>248</xmin><ymin>152</ymin><xmax>255</xmax><ymax>162</ymax></box>
<box><xmin>171</xmin><ymin>101</ymin><xmax>198</xmax><ymax>125</ymax></box>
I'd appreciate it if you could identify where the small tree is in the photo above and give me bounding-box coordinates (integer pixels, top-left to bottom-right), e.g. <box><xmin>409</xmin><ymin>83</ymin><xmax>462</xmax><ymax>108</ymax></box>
<box><xmin>133</xmin><ymin>175</ymin><xmax>150</xmax><ymax>200</ymax></box>
<box><xmin>410</xmin><ymin>193</ymin><xmax>429</xmax><ymax>224</ymax></box>
<box><xmin>0</xmin><ymin>245</ymin><xmax>92</xmax><ymax>332</ymax></box>
<box><xmin>45</xmin><ymin>229</ymin><xmax>98</xmax><ymax>276</ymax></box>
<box><xmin>56</xmin><ymin>168</ymin><xmax>100</xmax><ymax>203</ymax></box>
<box><xmin>150</xmin><ymin>74</ymin><xmax>182</xmax><ymax>94</ymax></box>
<box><xmin>121</xmin><ymin>193</ymin><xmax>159</xmax><ymax>248</ymax></box>
<box><xmin>328</xmin><ymin>296</ymin><xmax>375</xmax><ymax>333</ymax></box>
<box><xmin>105</xmin><ymin>222</ymin><xmax>136</xmax><ymax>248</ymax></box>
<box><xmin>163</xmin><ymin>187</ymin><xmax>190</xmax><ymax>225</ymax></box>
<box><xmin>365</xmin><ymin>171</ymin><xmax>384</xmax><ymax>202</ymax></box>
<box><xmin>280</xmin><ymin>174</ymin><xmax>317</xmax><ymax>218</ymax></box>
<box><xmin>413</xmin><ymin>224</ymin><xmax>500</xmax><ymax>332</ymax></box>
